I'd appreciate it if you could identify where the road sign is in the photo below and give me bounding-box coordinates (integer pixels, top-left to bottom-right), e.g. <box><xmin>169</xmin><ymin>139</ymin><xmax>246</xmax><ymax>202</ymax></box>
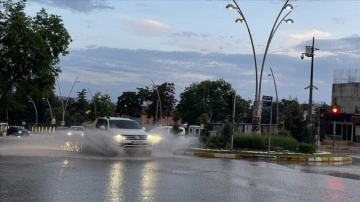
<box><xmin>262</xmin><ymin>95</ymin><xmax>273</xmax><ymax>109</ymax></box>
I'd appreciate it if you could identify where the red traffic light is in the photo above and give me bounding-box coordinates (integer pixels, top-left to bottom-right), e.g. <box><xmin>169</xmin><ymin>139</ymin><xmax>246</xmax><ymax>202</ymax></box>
<box><xmin>330</xmin><ymin>105</ymin><xmax>340</xmax><ymax>115</ymax></box>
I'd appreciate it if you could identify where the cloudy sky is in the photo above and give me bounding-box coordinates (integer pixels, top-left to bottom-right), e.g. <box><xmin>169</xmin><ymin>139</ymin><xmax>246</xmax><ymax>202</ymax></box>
<box><xmin>26</xmin><ymin>0</ymin><xmax>360</xmax><ymax>105</ymax></box>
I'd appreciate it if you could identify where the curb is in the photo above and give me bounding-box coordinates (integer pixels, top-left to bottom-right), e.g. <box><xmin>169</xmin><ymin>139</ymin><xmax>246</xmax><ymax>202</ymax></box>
<box><xmin>174</xmin><ymin>150</ymin><xmax>352</xmax><ymax>162</ymax></box>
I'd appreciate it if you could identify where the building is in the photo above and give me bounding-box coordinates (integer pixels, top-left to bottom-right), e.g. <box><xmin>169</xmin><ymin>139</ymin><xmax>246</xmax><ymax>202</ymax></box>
<box><xmin>330</xmin><ymin>69</ymin><xmax>360</xmax><ymax>142</ymax></box>
<box><xmin>139</xmin><ymin>106</ymin><xmax>182</xmax><ymax>129</ymax></box>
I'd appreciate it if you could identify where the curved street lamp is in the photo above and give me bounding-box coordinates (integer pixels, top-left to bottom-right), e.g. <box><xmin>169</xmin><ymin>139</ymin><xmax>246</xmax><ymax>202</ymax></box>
<box><xmin>87</xmin><ymin>88</ymin><xmax>97</xmax><ymax>120</ymax></box>
<box><xmin>151</xmin><ymin>79</ymin><xmax>163</xmax><ymax>125</ymax></box>
<box><xmin>58</xmin><ymin>74</ymin><xmax>80</xmax><ymax>126</ymax></box>
<box><xmin>226</xmin><ymin>0</ymin><xmax>294</xmax><ymax>133</ymax></box>
<box><xmin>268</xmin><ymin>67</ymin><xmax>278</xmax><ymax>133</ymax></box>
<box><xmin>27</xmin><ymin>95</ymin><xmax>38</xmax><ymax>128</ymax></box>
<box><xmin>43</xmin><ymin>98</ymin><xmax>53</xmax><ymax>124</ymax></box>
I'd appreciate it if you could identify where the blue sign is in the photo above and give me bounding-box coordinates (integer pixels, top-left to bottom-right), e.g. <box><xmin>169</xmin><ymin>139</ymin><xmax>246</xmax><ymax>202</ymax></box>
<box><xmin>262</xmin><ymin>95</ymin><xmax>273</xmax><ymax>109</ymax></box>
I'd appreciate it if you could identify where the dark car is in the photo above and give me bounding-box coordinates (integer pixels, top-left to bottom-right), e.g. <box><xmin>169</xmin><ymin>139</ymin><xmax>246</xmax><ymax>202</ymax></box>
<box><xmin>7</xmin><ymin>126</ymin><xmax>30</xmax><ymax>136</ymax></box>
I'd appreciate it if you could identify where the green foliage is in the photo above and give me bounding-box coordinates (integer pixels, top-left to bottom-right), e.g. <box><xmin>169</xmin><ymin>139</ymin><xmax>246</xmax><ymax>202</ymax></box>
<box><xmin>205</xmin><ymin>123</ymin><xmax>232</xmax><ymax>149</ymax></box>
<box><xmin>137</xmin><ymin>82</ymin><xmax>177</xmax><ymax>122</ymax></box>
<box><xmin>277</xmin><ymin>129</ymin><xmax>291</xmax><ymax>137</ymax></box>
<box><xmin>282</xmin><ymin>99</ymin><xmax>306</xmax><ymax>141</ymax></box>
<box><xmin>116</xmin><ymin>92</ymin><xmax>142</xmax><ymax>118</ymax></box>
<box><xmin>96</xmin><ymin>93</ymin><xmax>116</xmax><ymax>117</ymax></box>
<box><xmin>298</xmin><ymin>143</ymin><xmax>316</xmax><ymax>154</ymax></box>
<box><xmin>197</xmin><ymin>113</ymin><xmax>211</xmax><ymax>125</ymax></box>
<box><xmin>205</xmin><ymin>135</ymin><xmax>227</xmax><ymax>149</ymax></box>
<box><xmin>177</xmin><ymin>79</ymin><xmax>250</xmax><ymax>125</ymax></box>
<box><xmin>232</xmin><ymin>133</ymin><xmax>299</xmax><ymax>151</ymax></box>
<box><xmin>233</xmin><ymin>134</ymin><xmax>267</xmax><ymax>150</ymax></box>
<box><xmin>0</xmin><ymin>0</ymin><xmax>72</xmax><ymax>110</ymax></box>
<box><xmin>301</xmin><ymin>125</ymin><xmax>316</xmax><ymax>144</ymax></box>
<box><xmin>270</xmin><ymin>135</ymin><xmax>298</xmax><ymax>151</ymax></box>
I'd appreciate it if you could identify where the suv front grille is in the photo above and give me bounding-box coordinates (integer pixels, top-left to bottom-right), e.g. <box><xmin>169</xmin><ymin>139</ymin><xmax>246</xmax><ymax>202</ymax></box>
<box><xmin>123</xmin><ymin>135</ymin><xmax>147</xmax><ymax>140</ymax></box>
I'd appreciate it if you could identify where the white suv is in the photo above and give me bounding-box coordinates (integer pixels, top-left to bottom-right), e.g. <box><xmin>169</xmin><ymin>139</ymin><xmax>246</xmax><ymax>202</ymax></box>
<box><xmin>94</xmin><ymin>117</ymin><xmax>152</xmax><ymax>153</ymax></box>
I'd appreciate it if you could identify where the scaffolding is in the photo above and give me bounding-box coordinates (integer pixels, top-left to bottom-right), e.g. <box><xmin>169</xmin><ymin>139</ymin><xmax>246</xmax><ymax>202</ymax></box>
<box><xmin>334</xmin><ymin>68</ymin><xmax>360</xmax><ymax>84</ymax></box>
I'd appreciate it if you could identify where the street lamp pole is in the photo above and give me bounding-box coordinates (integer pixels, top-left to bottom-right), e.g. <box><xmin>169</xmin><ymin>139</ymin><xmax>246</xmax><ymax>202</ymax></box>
<box><xmin>268</xmin><ymin>67</ymin><xmax>279</xmax><ymax>133</ymax></box>
<box><xmin>151</xmin><ymin>79</ymin><xmax>162</xmax><ymax>125</ymax></box>
<box><xmin>87</xmin><ymin>88</ymin><xmax>97</xmax><ymax>120</ymax></box>
<box><xmin>61</xmin><ymin>74</ymin><xmax>80</xmax><ymax>126</ymax></box>
<box><xmin>27</xmin><ymin>95</ymin><xmax>38</xmax><ymax>128</ymax></box>
<box><xmin>226</xmin><ymin>0</ymin><xmax>294</xmax><ymax>133</ymax></box>
<box><xmin>43</xmin><ymin>98</ymin><xmax>53</xmax><ymax>124</ymax></box>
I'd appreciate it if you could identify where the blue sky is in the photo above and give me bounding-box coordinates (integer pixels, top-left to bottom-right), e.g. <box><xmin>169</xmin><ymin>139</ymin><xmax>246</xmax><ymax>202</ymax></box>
<box><xmin>26</xmin><ymin>0</ymin><xmax>360</xmax><ymax>105</ymax></box>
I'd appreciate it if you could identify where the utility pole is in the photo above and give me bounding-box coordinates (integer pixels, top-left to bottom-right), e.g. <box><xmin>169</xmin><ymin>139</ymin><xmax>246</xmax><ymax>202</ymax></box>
<box><xmin>301</xmin><ymin>37</ymin><xmax>319</xmax><ymax>125</ymax></box>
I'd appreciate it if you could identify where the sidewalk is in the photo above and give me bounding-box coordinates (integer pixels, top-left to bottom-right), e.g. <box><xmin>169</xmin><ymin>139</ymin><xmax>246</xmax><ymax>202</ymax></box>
<box><xmin>174</xmin><ymin>148</ymin><xmax>353</xmax><ymax>163</ymax></box>
<box><xmin>320</xmin><ymin>140</ymin><xmax>360</xmax><ymax>155</ymax></box>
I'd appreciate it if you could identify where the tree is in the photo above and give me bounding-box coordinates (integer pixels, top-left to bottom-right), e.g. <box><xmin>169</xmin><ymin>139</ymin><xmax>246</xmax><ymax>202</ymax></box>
<box><xmin>282</xmin><ymin>99</ymin><xmax>306</xmax><ymax>142</ymax></box>
<box><xmin>71</xmin><ymin>89</ymin><xmax>88</xmax><ymax>125</ymax></box>
<box><xmin>116</xmin><ymin>92</ymin><xmax>142</xmax><ymax>118</ymax></box>
<box><xmin>177</xmin><ymin>79</ymin><xmax>249</xmax><ymax>125</ymax></box>
<box><xmin>137</xmin><ymin>82</ymin><xmax>177</xmax><ymax>124</ymax></box>
<box><xmin>0</xmin><ymin>0</ymin><xmax>72</xmax><ymax>117</ymax></box>
<box><xmin>96</xmin><ymin>93</ymin><xmax>116</xmax><ymax>117</ymax></box>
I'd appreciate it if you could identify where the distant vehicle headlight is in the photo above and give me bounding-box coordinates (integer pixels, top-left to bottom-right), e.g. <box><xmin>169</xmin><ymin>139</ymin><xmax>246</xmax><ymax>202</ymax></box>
<box><xmin>148</xmin><ymin>134</ymin><xmax>162</xmax><ymax>144</ymax></box>
<box><xmin>67</xmin><ymin>132</ymin><xmax>72</xmax><ymax>136</ymax></box>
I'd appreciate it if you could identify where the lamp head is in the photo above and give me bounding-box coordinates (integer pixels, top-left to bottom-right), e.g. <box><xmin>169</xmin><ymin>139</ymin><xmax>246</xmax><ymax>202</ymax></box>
<box><xmin>284</xmin><ymin>19</ymin><xmax>294</xmax><ymax>24</ymax></box>
<box><xmin>235</xmin><ymin>18</ymin><xmax>244</xmax><ymax>24</ymax></box>
<box><xmin>226</xmin><ymin>4</ymin><xmax>236</xmax><ymax>10</ymax></box>
<box><xmin>283</xmin><ymin>4</ymin><xmax>293</xmax><ymax>10</ymax></box>
<box><xmin>301</xmin><ymin>54</ymin><xmax>304</xmax><ymax>60</ymax></box>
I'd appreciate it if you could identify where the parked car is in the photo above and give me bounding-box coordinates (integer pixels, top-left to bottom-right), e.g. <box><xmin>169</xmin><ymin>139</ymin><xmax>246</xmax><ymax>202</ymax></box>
<box><xmin>149</xmin><ymin>125</ymin><xmax>186</xmax><ymax>136</ymax></box>
<box><xmin>55</xmin><ymin>126</ymin><xmax>69</xmax><ymax>135</ymax></box>
<box><xmin>7</xmin><ymin>126</ymin><xmax>30</xmax><ymax>136</ymax></box>
<box><xmin>67</xmin><ymin>126</ymin><xmax>85</xmax><ymax>137</ymax></box>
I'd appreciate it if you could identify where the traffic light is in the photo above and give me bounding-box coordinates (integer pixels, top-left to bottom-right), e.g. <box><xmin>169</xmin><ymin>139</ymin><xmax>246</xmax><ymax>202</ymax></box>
<box><xmin>224</xmin><ymin>93</ymin><xmax>234</xmax><ymax>110</ymax></box>
<box><xmin>329</xmin><ymin>105</ymin><xmax>340</xmax><ymax>116</ymax></box>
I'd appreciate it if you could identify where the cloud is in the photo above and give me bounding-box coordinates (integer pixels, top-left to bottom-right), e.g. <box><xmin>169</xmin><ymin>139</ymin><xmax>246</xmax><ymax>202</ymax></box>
<box><xmin>330</xmin><ymin>17</ymin><xmax>345</xmax><ymax>25</ymax></box>
<box><xmin>57</xmin><ymin>32</ymin><xmax>360</xmax><ymax>103</ymax></box>
<box><xmin>117</xmin><ymin>15</ymin><xmax>172</xmax><ymax>36</ymax></box>
<box><xmin>30</xmin><ymin>0</ymin><xmax>114</xmax><ymax>13</ymax></box>
<box><xmin>290</xmin><ymin>29</ymin><xmax>332</xmax><ymax>42</ymax></box>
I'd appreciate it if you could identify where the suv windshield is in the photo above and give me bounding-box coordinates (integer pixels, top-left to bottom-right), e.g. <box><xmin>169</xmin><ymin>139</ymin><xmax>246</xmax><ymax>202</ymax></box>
<box><xmin>109</xmin><ymin>120</ymin><xmax>142</xmax><ymax>129</ymax></box>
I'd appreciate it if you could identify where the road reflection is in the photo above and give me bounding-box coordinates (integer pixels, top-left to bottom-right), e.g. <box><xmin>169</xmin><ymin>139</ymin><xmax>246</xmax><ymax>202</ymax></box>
<box><xmin>106</xmin><ymin>162</ymin><xmax>124</xmax><ymax>202</ymax></box>
<box><xmin>325</xmin><ymin>176</ymin><xmax>347</xmax><ymax>202</ymax></box>
<box><xmin>140</xmin><ymin>162</ymin><xmax>159</xmax><ymax>202</ymax></box>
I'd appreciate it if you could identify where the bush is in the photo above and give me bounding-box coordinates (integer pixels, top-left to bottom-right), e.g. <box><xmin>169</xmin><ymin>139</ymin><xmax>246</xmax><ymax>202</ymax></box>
<box><xmin>204</xmin><ymin>123</ymin><xmax>231</xmax><ymax>149</ymax></box>
<box><xmin>232</xmin><ymin>133</ymin><xmax>299</xmax><ymax>152</ymax></box>
<box><xmin>301</xmin><ymin>125</ymin><xmax>316</xmax><ymax>144</ymax></box>
<box><xmin>277</xmin><ymin>129</ymin><xmax>291</xmax><ymax>137</ymax></box>
<box><xmin>298</xmin><ymin>143</ymin><xmax>316</xmax><ymax>154</ymax></box>
<box><xmin>233</xmin><ymin>133</ymin><xmax>267</xmax><ymax>150</ymax></box>
<box><xmin>205</xmin><ymin>134</ymin><xmax>227</xmax><ymax>149</ymax></box>
<box><xmin>270</xmin><ymin>135</ymin><xmax>298</xmax><ymax>151</ymax></box>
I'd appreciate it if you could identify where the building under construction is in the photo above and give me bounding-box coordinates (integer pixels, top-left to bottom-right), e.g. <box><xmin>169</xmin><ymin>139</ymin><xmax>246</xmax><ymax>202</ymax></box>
<box><xmin>331</xmin><ymin>68</ymin><xmax>360</xmax><ymax>142</ymax></box>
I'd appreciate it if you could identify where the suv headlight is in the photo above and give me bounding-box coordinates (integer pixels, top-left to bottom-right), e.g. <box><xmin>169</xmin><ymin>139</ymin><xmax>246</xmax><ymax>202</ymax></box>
<box><xmin>113</xmin><ymin>135</ymin><xmax>126</xmax><ymax>143</ymax></box>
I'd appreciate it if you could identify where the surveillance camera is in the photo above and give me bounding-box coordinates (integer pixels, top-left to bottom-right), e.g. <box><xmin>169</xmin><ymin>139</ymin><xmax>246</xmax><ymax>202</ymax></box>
<box><xmin>300</xmin><ymin>54</ymin><xmax>304</xmax><ymax>60</ymax></box>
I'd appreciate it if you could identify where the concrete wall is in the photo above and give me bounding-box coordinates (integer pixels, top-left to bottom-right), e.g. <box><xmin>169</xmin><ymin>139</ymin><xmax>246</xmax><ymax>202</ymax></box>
<box><xmin>332</xmin><ymin>83</ymin><xmax>360</xmax><ymax>113</ymax></box>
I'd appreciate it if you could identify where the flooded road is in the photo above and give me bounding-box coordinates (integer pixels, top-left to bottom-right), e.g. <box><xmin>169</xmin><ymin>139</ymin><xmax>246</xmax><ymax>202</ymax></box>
<box><xmin>1</xmin><ymin>134</ymin><xmax>359</xmax><ymax>202</ymax></box>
